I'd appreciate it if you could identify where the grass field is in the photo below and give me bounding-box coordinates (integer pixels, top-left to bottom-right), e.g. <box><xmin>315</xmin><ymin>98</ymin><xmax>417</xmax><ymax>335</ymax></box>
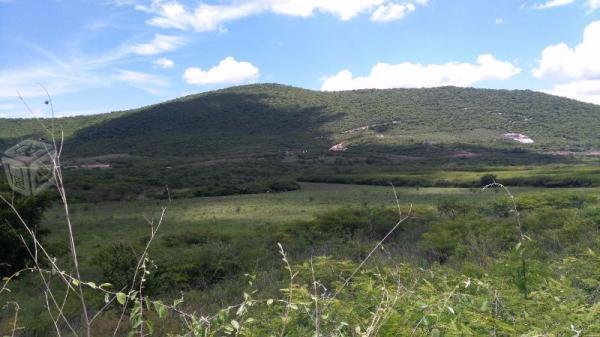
<box><xmin>4</xmin><ymin>180</ymin><xmax>600</xmax><ymax>335</ymax></box>
<box><xmin>42</xmin><ymin>182</ymin><xmax>600</xmax><ymax>269</ymax></box>
<box><xmin>303</xmin><ymin>163</ymin><xmax>600</xmax><ymax>187</ymax></box>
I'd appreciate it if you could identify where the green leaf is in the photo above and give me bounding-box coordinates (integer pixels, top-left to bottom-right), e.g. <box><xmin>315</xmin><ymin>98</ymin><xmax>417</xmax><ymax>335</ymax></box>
<box><xmin>173</xmin><ymin>297</ymin><xmax>183</xmax><ymax>307</ymax></box>
<box><xmin>99</xmin><ymin>283</ymin><xmax>112</xmax><ymax>289</ymax></box>
<box><xmin>145</xmin><ymin>321</ymin><xmax>154</xmax><ymax>335</ymax></box>
<box><xmin>132</xmin><ymin>318</ymin><xmax>143</xmax><ymax>329</ymax></box>
<box><xmin>231</xmin><ymin>320</ymin><xmax>240</xmax><ymax>330</ymax></box>
<box><xmin>480</xmin><ymin>301</ymin><xmax>488</xmax><ymax>312</ymax></box>
<box><xmin>116</xmin><ymin>292</ymin><xmax>127</xmax><ymax>305</ymax></box>
<box><xmin>153</xmin><ymin>301</ymin><xmax>167</xmax><ymax>319</ymax></box>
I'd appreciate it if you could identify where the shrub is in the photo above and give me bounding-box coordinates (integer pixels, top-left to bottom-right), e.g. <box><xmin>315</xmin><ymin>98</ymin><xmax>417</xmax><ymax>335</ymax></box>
<box><xmin>480</xmin><ymin>173</ymin><xmax>497</xmax><ymax>186</ymax></box>
<box><xmin>0</xmin><ymin>190</ymin><xmax>52</xmax><ymax>276</ymax></box>
<box><xmin>91</xmin><ymin>243</ymin><xmax>138</xmax><ymax>290</ymax></box>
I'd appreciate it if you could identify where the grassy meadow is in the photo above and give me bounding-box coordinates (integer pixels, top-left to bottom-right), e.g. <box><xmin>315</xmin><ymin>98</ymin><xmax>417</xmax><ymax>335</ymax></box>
<box><xmin>303</xmin><ymin>163</ymin><xmax>600</xmax><ymax>188</ymax></box>
<box><xmin>42</xmin><ymin>182</ymin><xmax>595</xmax><ymax>262</ymax></box>
<box><xmin>3</xmin><ymin>181</ymin><xmax>600</xmax><ymax>335</ymax></box>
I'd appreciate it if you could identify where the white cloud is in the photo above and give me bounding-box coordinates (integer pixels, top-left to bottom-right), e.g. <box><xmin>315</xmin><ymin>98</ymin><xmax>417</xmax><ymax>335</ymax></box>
<box><xmin>0</xmin><ymin>65</ymin><xmax>109</xmax><ymax>98</ymax></box>
<box><xmin>533</xmin><ymin>21</ymin><xmax>600</xmax><ymax>80</ymax></box>
<box><xmin>183</xmin><ymin>57</ymin><xmax>260</xmax><ymax>85</ymax></box>
<box><xmin>136</xmin><ymin>1</ymin><xmax>263</xmax><ymax>31</ymax></box>
<box><xmin>0</xmin><ymin>35</ymin><xmax>184</xmax><ymax>113</ymax></box>
<box><xmin>495</xmin><ymin>18</ymin><xmax>503</xmax><ymax>24</ymax></box>
<box><xmin>129</xmin><ymin>34</ymin><xmax>185</xmax><ymax>55</ymax></box>
<box><xmin>136</xmin><ymin>0</ymin><xmax>426</xmax><ymax>32</ymax></box>
<box><xmin>533</xmin><ymin>0</ymin><xmax>575</xmax><ymax>9</ymax></box>
<box><xmin>321</xmin><ymin>54</ymin><xmax>520</xmax><ymax>91</ymax></box>
<box><xmin>586</xmin><ymin>0</ymin><xmax>600</xmax><ymax>11</ymax></box>
<box><xmin>153</xmin><ymin>57</ymin><xmax>174</xmax><ymax>69</ymax></box>
<box><xmin>114</xmin><ymin>70</ymin><xmax>169</xmax><ymax>94</ymax></box>
<box><xmin>534</xmin><ymin>21</ymin><xmax>600</xmax><ymax>105</ymax></box>
<box><xmin>269</xmin><ymin>0</ymin><xmax>385</xmax><ymax>21</ymax></box>
<box><xmin>0</xmin><ymin>38</ymin><xmax>177</xmax><ymax>99</ymax></box>
<box><xmin>371</xmin><ymin>3</ymin><xmax>415</xmax><ymax>22</ymax></box>
<box><xmin>545</xmin><ymin>79</ymin><xmax>600</xmax><ymax>104</ymax></box>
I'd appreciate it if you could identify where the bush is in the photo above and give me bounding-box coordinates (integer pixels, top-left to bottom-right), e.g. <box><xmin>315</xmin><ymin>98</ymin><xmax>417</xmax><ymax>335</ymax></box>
<box><xmin>480</xmin><ymin>174</ymin><xmax>497</xmax><ymax>186</ymax></box>
<box><xmin>91</xmin><ymin>243</ymin><xmax>138</xmax><ymax>290</ymax></box>
<box><xmin>0</xmin><ymin>189</ymin><xmax>52</xmax><ymax>276</ymax></box>
<box><xmin>304</xmin><ymin>207</ymin><xmax>401</xmax><ymax>241</ymax></box>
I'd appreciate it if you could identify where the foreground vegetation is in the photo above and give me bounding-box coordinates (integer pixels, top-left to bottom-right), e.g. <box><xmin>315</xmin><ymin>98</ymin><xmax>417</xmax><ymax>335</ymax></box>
<box><xmin>2</xmin><ymin>181</ymin><xmax>599</xmax><ymax>336</ymax></box>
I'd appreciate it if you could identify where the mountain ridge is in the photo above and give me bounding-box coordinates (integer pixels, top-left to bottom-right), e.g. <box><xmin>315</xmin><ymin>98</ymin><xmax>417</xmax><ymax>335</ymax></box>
<box><xmin>1</xmin><ymin>84</ymin><xmax>599</xmax><ymax>157</ymax></box>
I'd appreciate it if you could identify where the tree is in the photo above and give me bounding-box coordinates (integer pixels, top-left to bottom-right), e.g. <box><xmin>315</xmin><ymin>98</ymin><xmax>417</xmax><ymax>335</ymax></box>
<box><xmin>0</xmin><ymin>178</ymin><xmax>52</xmax><ymax>276</ymax></box>
<box><xmin>480</xmin><ymin>174</ymin><xmax>497</xmax><ymax>186</ymax></box>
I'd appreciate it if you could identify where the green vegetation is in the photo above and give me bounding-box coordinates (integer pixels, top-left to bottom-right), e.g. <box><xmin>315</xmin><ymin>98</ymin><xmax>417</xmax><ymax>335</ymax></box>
<box><xmin>3</xmin><ymin>84</ymin><xmax>600</xmax><ymax>155</ymax></box>
<box><xmin>1</xmin><ymin>84</ymin><xmax>599</xmax><ymax>202</ymax></box>
<box><xmin>2</xmin><ymin>183</ymin><xmax>599</xmax><ymax>335</ymax></box>
<box><xmin>0</xmin><ymin>179</ymin><xmax>52</xmax><ymax>276</ymax></box>
<box><xmin>303</xmin><ymin>164</ymin><xmax>600</xmax><ymax>188</ymax></box>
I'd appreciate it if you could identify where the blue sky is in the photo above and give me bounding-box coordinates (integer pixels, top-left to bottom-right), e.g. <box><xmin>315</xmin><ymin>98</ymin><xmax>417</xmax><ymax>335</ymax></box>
<box><xmin>0</xmin><ymin>0</ymin><xmax>599</xmax><ymax>117</ymax></box>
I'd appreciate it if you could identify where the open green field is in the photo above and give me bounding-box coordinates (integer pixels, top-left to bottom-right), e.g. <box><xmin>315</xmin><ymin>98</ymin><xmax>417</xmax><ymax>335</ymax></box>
<box><xmin>303</xmin><ymin>163</ymin><xmax>600</xmax><ymax>187</ymax></box>
<box><xmin>43</xmin><ymin>183</ymin><xmax>486</xmax><ymax>271</ymax></box>
<box><xmin>3</xmin><ymin>180</ymin><xmax>600</xmax><ymax>335</ymax></box>
<box><xmin>0</xmin><ymin>182</ymin><xmax>600</xmax><ymax>336</ymax></box>
<box><xmin>42</xmin><ymin>182</ymin><xmax>600</xmax><ymax>258</ymax></box>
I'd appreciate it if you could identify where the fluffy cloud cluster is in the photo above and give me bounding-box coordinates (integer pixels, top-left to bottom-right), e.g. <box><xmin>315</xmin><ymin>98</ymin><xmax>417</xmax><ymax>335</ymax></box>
<box><xmin>546</xmin><ymin>80</ymin><xmax>600</xmax><ymax>104</ymax></box>
<box><xmin>321</xmin><ymin>54</ymin><xmax>520</xmax><ymax>91</ymax></box>
<box><xmin>533</xmin><ymin>21</ymin><xmax>600</xmax><ymax>80</ymax></box>
<box><xmin>183</xmin><ymin>57</ymin><xmax>259</xmax><ymax>85</ymax></box>
<box><xmin>135</xmin><ymin>0</ymin><xmax>427</xmax><ymax>32</ymax></box>
<box><xmin>534</xmin><ymin>21</ymin><xmax>600</xmax><ymax>104</ymax></box>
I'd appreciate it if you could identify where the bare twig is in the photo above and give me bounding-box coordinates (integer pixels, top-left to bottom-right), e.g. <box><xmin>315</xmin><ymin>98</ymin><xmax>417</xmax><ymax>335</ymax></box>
<box><xmin>331</xmin><ymin>184</ymin><xmax>412</xmax><ymax>300</ymax></box>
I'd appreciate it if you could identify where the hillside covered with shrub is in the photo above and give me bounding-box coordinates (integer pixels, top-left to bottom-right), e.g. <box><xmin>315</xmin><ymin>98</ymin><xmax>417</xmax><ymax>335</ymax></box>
<box><xmin>1</xmin><ymin>84</ymin><xmax>599</xmax><ymax>158</ymax></box>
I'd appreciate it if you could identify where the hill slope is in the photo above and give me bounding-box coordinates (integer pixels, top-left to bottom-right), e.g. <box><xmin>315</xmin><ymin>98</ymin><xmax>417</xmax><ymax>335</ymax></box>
<box><xmin>1</xmin><ymin>84</ymin><xmax>599</xmax><ymax>158</ymax></box>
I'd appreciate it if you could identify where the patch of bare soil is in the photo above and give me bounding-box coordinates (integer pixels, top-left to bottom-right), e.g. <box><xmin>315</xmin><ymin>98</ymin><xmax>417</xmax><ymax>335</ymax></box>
<box><xmin>449</xmin><ymin>150</ymin><xmax>480</xmax><ymax>158</ymax></box>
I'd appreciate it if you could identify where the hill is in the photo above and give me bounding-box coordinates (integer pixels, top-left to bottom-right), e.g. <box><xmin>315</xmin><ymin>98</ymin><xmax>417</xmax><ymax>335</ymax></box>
<box><xmin>1</xmin><ymin>84</ymin><xmax>599</xmax><ymax>201</ymax></box>
<box><xmin>1</xmin><ymin>84</ymin><xmax>599</xmax><ymax>157</ymax></box>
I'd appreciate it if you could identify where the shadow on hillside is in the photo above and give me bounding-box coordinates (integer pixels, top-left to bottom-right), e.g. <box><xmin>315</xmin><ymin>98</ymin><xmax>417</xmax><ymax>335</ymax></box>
<box><xmin>65</xmin><ymin>91</ymin><xmax>344</xmax><ymax>158</ymax></box>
